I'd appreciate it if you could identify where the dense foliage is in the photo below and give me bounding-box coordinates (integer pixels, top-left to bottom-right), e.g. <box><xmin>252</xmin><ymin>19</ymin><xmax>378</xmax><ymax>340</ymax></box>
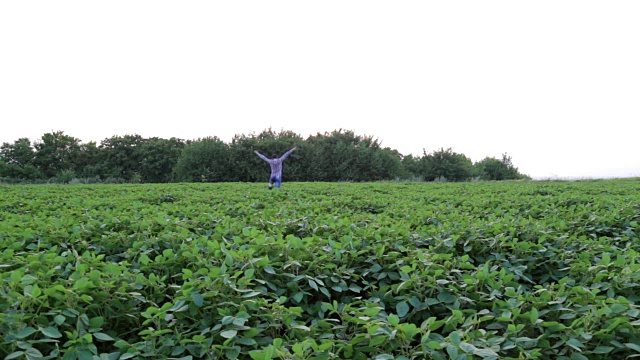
<box><xmin>0</xmin><ymin>130</ymin><xmax>529</xmax><ymax>184</ymax></box>
<box><xmin>1</xmin><ymin>180</ymin><xmax>639</xmax><ymax>359</ymax></box>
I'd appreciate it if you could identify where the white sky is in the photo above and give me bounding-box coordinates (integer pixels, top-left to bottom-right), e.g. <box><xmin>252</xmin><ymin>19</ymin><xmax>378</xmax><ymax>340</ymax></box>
<box><xmin>1</xmin><ymin>1</ymin><xmax>639</xmax><ymax>179</ymax></box>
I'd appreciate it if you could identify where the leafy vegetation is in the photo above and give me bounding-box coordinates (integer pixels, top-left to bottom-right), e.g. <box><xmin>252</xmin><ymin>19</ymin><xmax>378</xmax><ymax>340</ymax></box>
<box><xmin>1</xmin><ymin>179</ymin><xmax>638</xmax><ymax>359</ymax></box>
<box><xmin>0</xmin><ymin>129</ymin><xmax>529</xmax><ymax>184</ymax></box>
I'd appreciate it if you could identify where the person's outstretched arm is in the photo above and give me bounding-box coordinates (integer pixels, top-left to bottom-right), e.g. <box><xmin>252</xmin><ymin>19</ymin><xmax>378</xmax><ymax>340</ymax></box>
<box><xmin>279</xmin><ymin>147</ymin><xmax>297</xmax><ymax>161</ymax></box>
<box><xmin>254</xmin><ymin>150</ymin><xmax>271</xmax><ymax>162</ymax></box>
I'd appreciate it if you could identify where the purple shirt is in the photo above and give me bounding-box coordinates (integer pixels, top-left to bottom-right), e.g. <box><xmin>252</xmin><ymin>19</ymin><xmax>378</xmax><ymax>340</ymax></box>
<box><xmin>256</xmin><ymin>148</ymin><xmax>295</xmax><ymax>178</ymax></box>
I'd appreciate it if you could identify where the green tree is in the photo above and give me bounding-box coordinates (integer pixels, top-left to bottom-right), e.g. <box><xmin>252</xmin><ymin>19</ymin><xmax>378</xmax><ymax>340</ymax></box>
<box><xmin>73</xmin><ymin>142</ymin><xmax>102</xmax><ymax>179</ymax></box>
<box><xmin>33</xmin><ymin>131</ymin><xmax>82</xmax><ymax>179</ymax></box>
<box><xmin>475</xmin><ymin>153</ymin><xmax>529</xmax><ymax>180</ymax></box>
<box><xmin>138</xmin><ymin>137</ymin><xmax>185</xmax><ymax>183</ymax></box>
<box><xmin>98</xmin><ymin>134</ymin><xmax>146</xmax><ymax>181</ymax></box>
<box><xmin>420</xmin><ymin>147</ymin><xmax>473</xmax><ymax>182</ymax></box>
<box><xmin>228</xmin><ymin>133</ymin><xmax>262</xmax><ymax>182</ymax></box>
<box><xmin>304</xmin><ymin>129</ymin><xmax>403</xmax><ymax>181</ymax></box>
<box><xmin>1</xmin><ymin>128</ymin><xmax>530</xmax><ymax>184</ymax></box>
<box><xmin>1</xmin><ymin>138</ymin><xmax>35</xmax><ymax>168</ymax></box>
<box><xmin>0</xmin><ymin>138</ymin><xmax>43</xmax><ymax>180</ymax></box>
<box><xmin>399</xmin><ymin>154</ymin><xmax>421</xmax><ymax>180</ymax></box>
<box><xmin>173</xmin><ymin>137</ymin><xmax>231</xmax><ymax>182</ymax></box>
<box><xmin>371</xmin><ymin>147</ymin><xmax>404</xmax><ymax>181</ymax></box>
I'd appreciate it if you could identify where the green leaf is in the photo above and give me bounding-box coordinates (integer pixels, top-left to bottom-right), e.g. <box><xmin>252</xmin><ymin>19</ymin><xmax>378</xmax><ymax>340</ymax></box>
<box><xmin>446</xmin><ymin>345</ymin><xmax>458</xmax><ymax>359</ymax></box>
<box><xmin>396</xmin><ymin>301</ymin><xmax>410</xmax><ymax>317</ymax></box>
<box><xmin>21</xmin><ymin>274</ymin><xmax>37</xmax><ymax>285</ymax></box>
<box><xmin>291</xmin><ymin>325</ymin><xmax>311</xmax><ymax>331</ymax></box>
<box><xmin>426</xmin><ymin>341</ymin><xmax>442</xmax><ymax>350</ymax></box>
<box><xmin>236</xmin><ymin>337</ymin><xmax>257</xmax><ymax>346</ymax></box>
<box><xmin>398</xmin><ymin>323</ymin><xmax>418</xmax><ymax>339</ymax></box>
<box><xmin>192</xmin><ymin>294</ymin><xmax>204</xmax><ymax>307</ymax></box>
<box><xmin>54</xmin><ymin>315</ymin><xmax>66</xmax><ymax>325</ymax></box>
<box><xmin>592</xmin><ymin>346</ymin><xmax>614</xmax><ymax>354</ymax></box>
<box><xmin>94</xmin><ymin>332</ymin><xmax>115</xmax><ymax>341</ymax></box>
<box><xmin>264</xmin><ymin>266</ymin><xmax>275</xmax><ymax>274</ymax></box>
<box><xmin>41</xmin><ymin>326</ymin><xmax>63</xmax><ymax>338</ymax></box>
<box><xmin>263</xmin><ymin>345</ymin><xmax>275</xmax><ymax>360</ymax></box>
<box><xmin>14</xmin><ymin>327</ymin><xmax>37</xmax><ymax>339</ymax></box>
<box><xmin>425</xmin><ymin>298</ymin><xmax>440</xmax><ymax>306</ymax></box>
<box><xmin>78</xmin><ymin>350</ymin><xmax>94</xmax><ymax>360</ymax></box>
<box><xmin>30</xmin><ymin>284</ymin><xmax>42</xmax><ymax>297</ymax></box>
<box><xmin>449</xmin><ymin>331</ymin><xmax>461</xmax><ymax>345</ymax></box>
<box><xmin>220</xmin><ymin>330</ymin><xmax>238</xmax><ymax>339</ymax></box>
<box><xmin>170</xmin><ymin>300</ymin><xmax>186</xmax><ymax>312</ymax></box>
<box><xmin>78</xmin><ymin>314</ymin><xmax>90</xmax><ymax>329</ymax></box>
<box><xmin>119</xmin><ymin>353</ymin><xmax>136</xmax><ymax>360</ymax></box>
<box><xmin>364</xmin><ymin>307</ymin><xmax>381</xmax><ymax>316</ymax></box>
<box><xmin>387</xmin><ymin>314</ymin><xmax>399</xmax><ymax>326</ymax></box>
<box><xmin>25</xmin><ymin>348</ymin><xmax>44</xmax><ymax>358</ymax></box>
<box><xmin>63</xmin><ymin>309</ymin><xmax>79</xmax><ymax>318</ymax></box>
<box><xmin>626</xmin><ymin>343</ymin><xmax>640</xmax><ymax>352</ymax></box>
<box><xmin>374</xmin><ymin>355</ymin><xmax>394</xmax><ymax>360</ymax></box>
<box><xmin>242</xmin><ymin>291</ymin><xmax>262</xmax><ymax>298</ymax></box>
<box><xmin>139</xmin><ymin>254</ymin><xmax>150</xmax><ymax>265</ymax></box>
<box><xmin>89</xmin><ymin>316</ymin><xmax>104</xmax><ymax>329</ymax></box>
<box><xmin>567</xmin><ymin>338</ymin><xmax>585</xmax><ymax>351</ymax></box>
<box><xmin>369</xmin><ymin>336</ymin><xmax>386</xmax><ymax>346</ymax></box>
<box><xmin>308</xmin><ymin>279</ymin><xmax>319</xmax><ymax>291</ymax></box>
<box><xmin>570</xmin><ymin>354</ymin><xmax>588</xmax><ymax>360</ymax></box>
<box><xmin>530</xmin><ymin>308</ymin><xmax>539</xmax><ymax>323</ymax></box>
<box><xmin>474</xmin><ymin>348</ymin><xmax>499</xmax><ymax>359</ymax></box>
<box><xmin>171</xmin><ymin>346</ymin><xmax>186</xmax><ymax>356</ymax></box>
<box><xmin>459</xmin><ymin>342</ymin><xmax>478</xmax><ymax>353</ymax></box>
<box><xmin>5</xmin><ymin>352</ymin><xmax>24</xmax><ymax>360</ymax></box>
<box><xmin>226</xmin><ymin>347</ymin><xmax>241</xmax><ymax>360</ymax></box>
<box><xmin>437</xmin><ymin>291</ymin><xmax>456</xmax><ymax>304</ymax></box>
<box><xmin>409</xmin><ymin>296</ymin><xmax>422</xmax><ymax>308</ymax></box>
<box><xmin>114</xmin><ymin>340</ymin><xmax>129</xmax><ymax>349</ymax></box>
<box><xmin>610</xmin><ymin>303</ymin><xmax>627</xmax><ymax>314</ymax></box>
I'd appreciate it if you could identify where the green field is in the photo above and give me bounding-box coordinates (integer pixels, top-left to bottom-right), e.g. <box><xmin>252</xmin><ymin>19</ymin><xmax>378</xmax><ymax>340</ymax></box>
<box><xmin>1</xmin><ymin>180</ymin><xmax>639</xmax><ymax>360</ymax></box>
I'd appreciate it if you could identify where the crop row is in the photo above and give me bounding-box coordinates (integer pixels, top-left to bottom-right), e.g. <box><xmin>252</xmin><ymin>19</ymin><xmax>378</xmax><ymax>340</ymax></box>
<box><xmin>1</xmin><ymin>180</ymin><xmax>639</xmax><ymax>359</ymax></box>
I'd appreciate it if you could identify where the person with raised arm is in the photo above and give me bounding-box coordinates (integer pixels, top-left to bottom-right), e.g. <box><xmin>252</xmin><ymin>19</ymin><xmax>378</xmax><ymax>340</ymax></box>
<box><xmin>254</xmin><ymin>147</ymin><xmax>297</xmax><ymax>189</ymax></box>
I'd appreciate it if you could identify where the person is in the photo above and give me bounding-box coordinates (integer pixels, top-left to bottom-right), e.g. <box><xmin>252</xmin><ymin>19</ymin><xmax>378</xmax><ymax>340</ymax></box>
<box><xmin>254</xmin><ymin>147</ymin><xmax>297</xmax><ymax>189</ymax></box>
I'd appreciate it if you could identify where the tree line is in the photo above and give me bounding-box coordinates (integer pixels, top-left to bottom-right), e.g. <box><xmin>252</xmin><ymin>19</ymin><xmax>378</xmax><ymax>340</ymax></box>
<box><xmin>0</xmin><ymin>129</ymin><xmax>530</xmax><ymax>184</ymax></box>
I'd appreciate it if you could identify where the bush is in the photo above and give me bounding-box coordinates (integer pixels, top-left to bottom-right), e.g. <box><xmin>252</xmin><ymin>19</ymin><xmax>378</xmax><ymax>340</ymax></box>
<box><xmin>104</xmin><ymin>177</ymin><xmax>124</xmax><ymax>184</ymax></box>
<box><xmin>56</xmin><ymin>169</ymin><xmax>76</xmax><ymax>184</ymax></box>
<box><xmin>174</xmin><ymin>137</ymin><xmax>232</xmax><ymax>182</ymax></box>
<box><xmin>474</xmin><ymin>153</ymin><xmax>529</xmax><ymax>180</ymax></box>
<box><xmin>419</xmin><ymin>148</ymin><xmax>473</xmax><ymax>182</ymax></box>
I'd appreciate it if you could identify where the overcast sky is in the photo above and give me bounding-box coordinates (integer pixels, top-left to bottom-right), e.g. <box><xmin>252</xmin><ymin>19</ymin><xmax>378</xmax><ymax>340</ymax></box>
<box><xmin>1</xmin><ymin>1</ymin><xmax>638</xmax><ymax>179</ymax></box>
